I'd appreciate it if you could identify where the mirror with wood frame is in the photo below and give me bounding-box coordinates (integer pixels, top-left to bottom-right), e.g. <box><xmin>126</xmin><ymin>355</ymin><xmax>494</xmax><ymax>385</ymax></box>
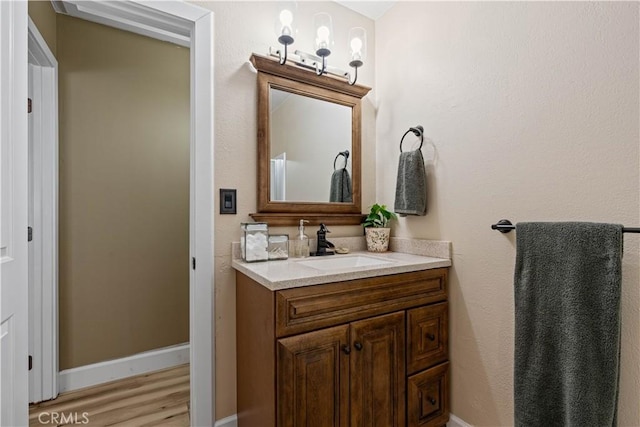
<box><xmin>249</xmin><ymin>53</ymin><xmax>371</xmax><ymax>226</ymax></box>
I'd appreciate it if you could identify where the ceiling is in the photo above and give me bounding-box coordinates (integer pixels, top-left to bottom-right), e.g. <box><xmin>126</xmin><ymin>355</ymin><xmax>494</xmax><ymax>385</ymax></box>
<box><xmin>52</xmin><ymin>1</ymin><xmax>397</xmax><ymax>47</ymax></box>
<box><xmin>334</xmin><ymin>1</ymin><xmax>397</xmax><ymax>20</ymax></box>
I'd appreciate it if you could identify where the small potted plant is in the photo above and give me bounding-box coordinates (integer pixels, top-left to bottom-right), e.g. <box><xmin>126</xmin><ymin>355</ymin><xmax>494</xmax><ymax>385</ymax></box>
<box><xmin>362</xmin><ymin>203</ymin><xmax>398</xmax><ymax>252</ymax></box>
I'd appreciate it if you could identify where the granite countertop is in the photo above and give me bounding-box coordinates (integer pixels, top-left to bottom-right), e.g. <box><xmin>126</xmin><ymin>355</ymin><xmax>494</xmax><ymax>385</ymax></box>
<box><xmin>232</xmin><ymin>243</ymin><xmax>451</xmax><ymax>291</ymax></box>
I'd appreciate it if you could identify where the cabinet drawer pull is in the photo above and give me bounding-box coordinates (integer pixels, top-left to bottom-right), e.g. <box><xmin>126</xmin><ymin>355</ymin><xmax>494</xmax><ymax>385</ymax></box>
<box><xmin>342</xmin><ymin>344</ymin><xmax>351</xmax><ymax>355</ymax></box>
<box><xmin>354</xmin><ymin>342</ymin><xmax>363</xmax><ymax>351</ymax></box>
<box><xmin>427</xmin><ymin>396</ymin><xmax>436</xmax><ymax>405</ymax></box>
<box><xmin>426</xmin><ymin>333</ymin><xmax>436</xmax><ymax>341</ymax></box>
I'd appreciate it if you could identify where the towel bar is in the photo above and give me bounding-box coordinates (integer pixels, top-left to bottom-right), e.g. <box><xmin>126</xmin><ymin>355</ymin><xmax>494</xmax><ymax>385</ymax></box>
<box><xmin>491</xmin><ymin>219</ymin><xmax>640</xmax><ymax>234</ymax></box>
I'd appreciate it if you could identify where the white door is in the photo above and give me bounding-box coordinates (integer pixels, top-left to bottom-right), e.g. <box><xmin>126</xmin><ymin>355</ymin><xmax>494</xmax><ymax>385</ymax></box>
<box><xmin>0</xmin><ymin>1</ymin><xmax>29</xmax><ymax>426</ymax></box>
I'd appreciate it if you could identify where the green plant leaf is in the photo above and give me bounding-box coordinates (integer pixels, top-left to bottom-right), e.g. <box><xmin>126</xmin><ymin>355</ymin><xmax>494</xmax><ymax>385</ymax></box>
<box><xmin>362</xmin><ymin>203</ymin><xmax>397</xmax><ymax>228</ymax></box>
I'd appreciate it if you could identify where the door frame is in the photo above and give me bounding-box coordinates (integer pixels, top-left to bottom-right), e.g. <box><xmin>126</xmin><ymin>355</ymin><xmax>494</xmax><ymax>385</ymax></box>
<box><xmin>27</xmin><ymin>17</ymin><xmax>59</xmax><ymax>404</ymax></box>
<box><xmin>30</xmin><ymin>1</ymin><xmax>215</xmax><ymax>425</ymax></box>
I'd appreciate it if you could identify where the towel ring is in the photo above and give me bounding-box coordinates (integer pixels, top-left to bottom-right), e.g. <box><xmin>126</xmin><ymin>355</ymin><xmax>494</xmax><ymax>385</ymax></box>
<box><xmin>334</xmin><ymin>150</ymin><xmax>349</xmax><ymax>170</ymax></box>
<box><xmin>399</xmin><ymin>125</ymin><xmax>424</xmax><ymax>152</ymax></box>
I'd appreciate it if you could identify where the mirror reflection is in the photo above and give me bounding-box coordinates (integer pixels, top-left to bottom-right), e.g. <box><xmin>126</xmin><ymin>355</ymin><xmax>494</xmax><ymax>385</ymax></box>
<box><xmin>269</xmin><ymin>88</ymin><xmax>352</xmax><ymax>203</ymax></box>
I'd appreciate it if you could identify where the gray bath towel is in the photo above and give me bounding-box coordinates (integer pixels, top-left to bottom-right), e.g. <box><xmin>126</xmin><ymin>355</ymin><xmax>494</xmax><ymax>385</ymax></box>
<box><xmin>329</xmin><ymin>168</ymin><xmax>352</xmax><ymax>203</ymax></box>
<box><xmin>394</xmin><ymin>150</ymin><xmax>426</xmax><ymax>216</ymax></box>
<box><xmin>514</xmin><ymin>222</ymin><xmax>623</xmax><ymax>427</ymax></box>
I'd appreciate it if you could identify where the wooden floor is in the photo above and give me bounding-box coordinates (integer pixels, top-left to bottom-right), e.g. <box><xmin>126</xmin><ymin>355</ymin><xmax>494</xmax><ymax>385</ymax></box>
<box><xmin>29</xmin><ymin>364</ymin><xmax>190</xmax><ymax>426</ymax></box>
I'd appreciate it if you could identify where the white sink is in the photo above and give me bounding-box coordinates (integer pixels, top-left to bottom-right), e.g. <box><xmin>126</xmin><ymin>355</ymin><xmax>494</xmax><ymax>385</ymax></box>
<box><xmin>297</xmin><ymin>255</ymin><xmax>396</xmax><ymax>271</ymax></box>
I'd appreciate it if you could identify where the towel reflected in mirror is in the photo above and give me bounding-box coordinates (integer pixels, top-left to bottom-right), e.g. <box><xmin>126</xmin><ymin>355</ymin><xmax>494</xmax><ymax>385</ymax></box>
<box><xmin>329</xmin><ymin>168</ymin><xmax>352</xmax><ymax>202</ymax></box>
<box><xmin>330</xmin><ymin>150</ymin><xmax>352</xmax><ymax>203</ymax></box>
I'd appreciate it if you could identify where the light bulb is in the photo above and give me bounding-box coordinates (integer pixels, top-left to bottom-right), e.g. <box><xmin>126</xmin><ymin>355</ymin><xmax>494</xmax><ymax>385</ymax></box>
<box><xmin>313</xmin><ymin>12</ymin><xmax>333</xmax><ymax>61</ymax></box>
<box><xmin>279</xmin><ymin>9</ymin><xmax>293</xmax><ymax>26</ymax></box>
<box><xmin>317</xmin><ymin>25</ymin><xmax>330</xmax><ymax>43</ymax></box>
<box><xmin>279</xmin><ymin>9</ymin><xmax>293</xmax><ymax>36</ymax></box>
<box><xmin>350</xmin><ymin>37</ymin><xmax>362</xmax><ymax>54</ymax></box>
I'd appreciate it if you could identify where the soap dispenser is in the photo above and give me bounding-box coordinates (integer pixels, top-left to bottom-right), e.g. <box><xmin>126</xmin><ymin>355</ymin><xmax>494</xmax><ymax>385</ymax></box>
<box><xmin>293</xmin><ymin>219</ymin><xmax>310</xmax><ymax>258</ymax></box>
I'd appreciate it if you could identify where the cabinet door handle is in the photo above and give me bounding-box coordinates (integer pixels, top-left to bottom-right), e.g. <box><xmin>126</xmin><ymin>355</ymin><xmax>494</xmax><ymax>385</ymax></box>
<box><xmin>354</xmin><ymin>342</ymin><xmax>363</xmax><ymax>351</ymax></box>
<box><xmin>426</xmin><ymin>333</ymin><xmax>436</xmax><ymax>341</ymax></box>
<box><xmin>341</xmin><ymin>344</ymin><xmax>351</xmax><ymax>355</ymax></box>
<box><xmin>427</xmin><ymin>396</ymin><xmax>436</xmax><ymax>405</ymax></box>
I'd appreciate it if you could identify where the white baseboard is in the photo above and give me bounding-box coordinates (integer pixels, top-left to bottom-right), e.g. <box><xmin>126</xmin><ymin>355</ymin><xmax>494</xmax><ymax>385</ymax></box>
<box><xmin>215</xmin><ymin>414</ymin><xmax>237</xmax><ymax>427</ymax></box>
<box><xmin>58</xmin><ymin>343</ymin><xmax>190</xmax><ymax>393</ymax></box>
<box><xmin>217</xmin><ymin>413</ymin><xmax>462</xmax><ymax>427</ymax></box>
<box><xmin>448</xmin><ymin>413</ymin><xmax>474</xmax><ymax>427</ymax></box>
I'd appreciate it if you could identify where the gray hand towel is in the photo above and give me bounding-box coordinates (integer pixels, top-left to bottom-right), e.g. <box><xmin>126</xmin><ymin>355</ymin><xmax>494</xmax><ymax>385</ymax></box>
<box><xmin>514</xmin><ymin>222</ymin><xmax>623</xmax><ymax>427</ymax></box>
<box><xmin>329</xmin><ymin>168</ymin><xmax>352</xmax><ymax>203</ymax></box>
<box><xmin>394</xmin><ymin>150</ymin><xmax>426</xmax><ymax>216</ymax></box>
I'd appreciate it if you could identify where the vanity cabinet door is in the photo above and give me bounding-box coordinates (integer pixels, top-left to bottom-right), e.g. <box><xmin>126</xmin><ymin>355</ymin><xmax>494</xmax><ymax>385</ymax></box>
<box><xmin>277</xmin><ymin>325</ymin><xmax>350</xmax><ymax>427</ymax></box>
<box><xmin>407</xmin><ymin>362</ymin><xmax>449</xmax><ymax>427</ymax></box>
<box><xmin>350</xmin><ymin>312</ymin><xmax>406</xmax><ymax>427</ymax></box>
<box><xmin>407</xmin><ymin>302</ymin><xmax>448</xmax><ymax>375</ymax></box>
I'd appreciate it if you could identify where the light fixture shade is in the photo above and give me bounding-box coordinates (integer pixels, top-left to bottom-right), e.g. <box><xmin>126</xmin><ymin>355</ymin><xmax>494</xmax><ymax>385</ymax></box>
<box><xmin>348</xmin><ymin>27</ymin><xmax>366</xmax><ymax>68</ymax></box>
<box><xmin>274</xmin><ymin>2</ymin><xmax>297</xmax><ymax>45</ymax></box>
<box><xmin>313</xmin><ymin>12</ymin><xmax>333</xmax><ymax>57</ymax></box>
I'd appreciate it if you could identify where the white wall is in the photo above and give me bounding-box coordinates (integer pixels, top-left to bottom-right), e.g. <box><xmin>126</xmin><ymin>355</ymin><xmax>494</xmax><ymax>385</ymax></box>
<box><xmin>376</xmin><ymin>2</ymin><xmax>639</xmax><ymax>425</ymax></box>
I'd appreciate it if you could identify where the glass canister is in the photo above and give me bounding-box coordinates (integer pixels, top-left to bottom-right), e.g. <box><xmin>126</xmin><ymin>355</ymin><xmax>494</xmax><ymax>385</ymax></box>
<box><xmin>241</xmin><ymin>223</ymin><xmax>269</xmax><ymax>262</ymax></box>
<box><xmin>268</xmin><ymin>234</ymin><xmax>289</xmax><ymax>260</ymax></box>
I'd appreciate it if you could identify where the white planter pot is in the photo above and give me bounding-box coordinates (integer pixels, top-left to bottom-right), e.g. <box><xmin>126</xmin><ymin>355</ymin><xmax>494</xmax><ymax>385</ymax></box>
<box><xmin>365</xmin><ymin>227</ymin><xmax>391</xmax><ymax>252</ymax></box>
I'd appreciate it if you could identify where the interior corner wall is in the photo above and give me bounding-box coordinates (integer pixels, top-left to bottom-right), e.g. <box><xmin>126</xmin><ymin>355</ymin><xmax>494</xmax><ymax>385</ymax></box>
<box><xmin>189</xmin><ymin>1</ymin><xmax>376</xmax><ymax>419</ymax></box>
<box><xmin>28</xmin><ymin>0</ymin><xmax>57</xmax><ymax>56</ymax></box>
<box><xmin>56</xmin><ymin>14</ymin><xmax>190</xmax><ymax>370</ymax></box>
<box><xmin>375</xmin><ymin>2</ymin><xmax>639</xmax><ymax>426</ymax></box>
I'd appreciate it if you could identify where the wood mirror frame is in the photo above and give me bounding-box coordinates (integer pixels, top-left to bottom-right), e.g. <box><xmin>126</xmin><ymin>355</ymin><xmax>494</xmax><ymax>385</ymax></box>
<box><xmin>249</xmin><ymin>54</ymin><xmax>371</xmax><ymax>226</ymax></box>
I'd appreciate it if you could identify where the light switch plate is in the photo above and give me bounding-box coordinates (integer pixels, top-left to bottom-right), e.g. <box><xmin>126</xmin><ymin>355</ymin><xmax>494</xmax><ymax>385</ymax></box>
<box><xmin>220</xmin><ymin>189</ymin><xmax>237</xmax><ymax>214</ymax></box>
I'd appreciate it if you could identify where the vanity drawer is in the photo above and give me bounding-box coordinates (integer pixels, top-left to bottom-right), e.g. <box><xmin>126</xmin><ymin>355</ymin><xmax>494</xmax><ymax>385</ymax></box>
<box><xmin>276</xmin><ymin>268</ymin><xmax>447</xmax><ymax>338</ymax></box>
<box><xmin>408</xmin><ymin>362</ymin><xmax>449</xmax><ymax>427</ymax></box>
<box><xmin>407</xmin><ymin>302</ymin><xmax>448</xmax><ymax>375</ymax></box>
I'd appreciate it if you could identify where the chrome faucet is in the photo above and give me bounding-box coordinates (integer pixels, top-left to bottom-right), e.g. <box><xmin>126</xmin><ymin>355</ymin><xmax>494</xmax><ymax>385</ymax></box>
<box><xmin>314</xmin><ymin>223</ymin><xmax>335</xmax><ymax>256</ymax></box>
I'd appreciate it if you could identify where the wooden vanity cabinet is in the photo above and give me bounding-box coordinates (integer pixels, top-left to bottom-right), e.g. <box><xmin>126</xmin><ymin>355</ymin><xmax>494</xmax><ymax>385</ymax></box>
<box><xmin>236</xmin><ymin>268</ymin><xmax>449</xmax><ymax>427</ymax></box>
<box><xmin>277</xmin><ymin>312</ymin><xmax>405</xmax><ymax>427</ymax></box>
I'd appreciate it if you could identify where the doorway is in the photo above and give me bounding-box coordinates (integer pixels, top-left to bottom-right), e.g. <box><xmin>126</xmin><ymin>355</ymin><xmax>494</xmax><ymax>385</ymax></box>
<box><xmin>24</xmin><ymin>2</ymin><xmax>214</xmax><ymax>426</ymax></box>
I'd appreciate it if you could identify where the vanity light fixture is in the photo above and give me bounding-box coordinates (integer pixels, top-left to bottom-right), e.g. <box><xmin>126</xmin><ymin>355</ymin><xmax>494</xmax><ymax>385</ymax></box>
<box><xmin>275</xmin><ymin>2</ymin><xmax>297</xmax><ymax>65</ymax></box>
<box><xmin>347</xmin><ymin>27</ymin><xmax>366</xmax><ymax>85</ymax></box>
<box><xmin>313</xmin><ymin>12</ymin><xmax>333</xmax><ymax>75</ymax></box>
<box><xmin>270</xmin><ymin>10</ymin><xmax>367</xmax><ymax>85</ymax></box>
